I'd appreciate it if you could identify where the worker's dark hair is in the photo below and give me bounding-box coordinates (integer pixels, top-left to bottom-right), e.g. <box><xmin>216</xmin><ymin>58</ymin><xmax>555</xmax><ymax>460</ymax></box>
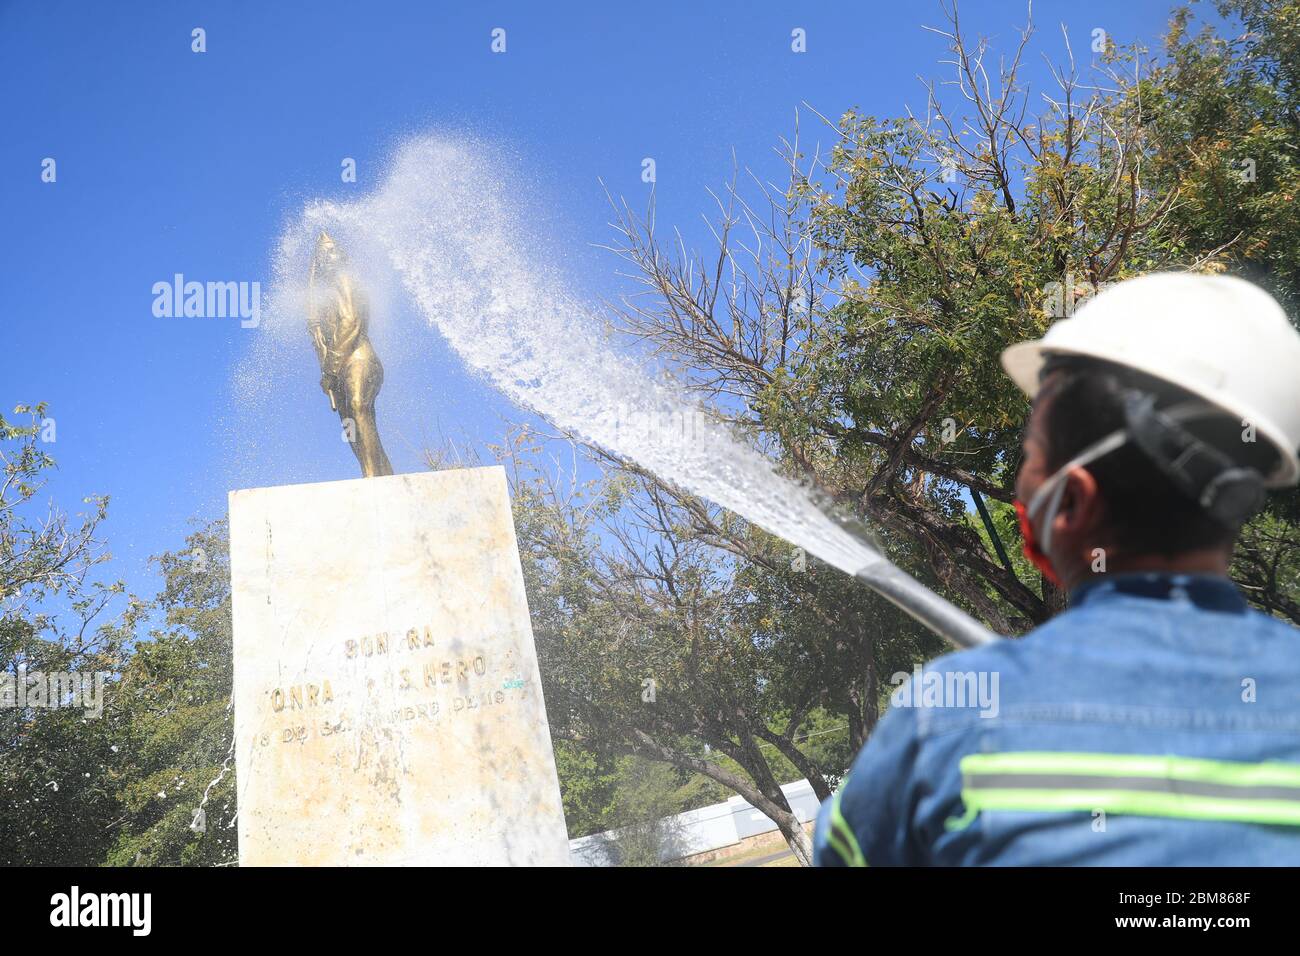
<box><xmin>1035</xmin><ymin>355</ymin><xmax>1279</xmax><ymax>555</ymax></box>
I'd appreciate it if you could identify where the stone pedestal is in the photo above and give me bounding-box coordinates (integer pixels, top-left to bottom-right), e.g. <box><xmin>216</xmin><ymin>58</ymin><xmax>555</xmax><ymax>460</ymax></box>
<box><xmin>228</xmin><ymin>467</ymin><xmax>570</xmax><ymax>865</ymax></box>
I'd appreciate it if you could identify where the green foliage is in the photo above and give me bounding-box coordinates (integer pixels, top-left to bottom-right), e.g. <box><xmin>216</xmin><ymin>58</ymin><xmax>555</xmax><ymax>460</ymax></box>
<box><xmin>102</xmin><ymin>522</ymin><xmax>237</xmax><ymax>866</ymax></box>
<box><xmin>0</xmin><ymin>421</ymin><xmax>237</xmax><ymax>866</ymax></box>
<box><xmin>553</xmin><ymin>740</ymin><xmax>621</xmax><ymax>838</ymax></box>
<box><xmin>603</xmin><ymin>759</ymin><xmax>691</xmax><ymax>867</ymax></box>
<box><xmin>0</xmin><ymin>403</ymin><xmax>122</xmax><ymax>865</ymax></box>
<box><xmin>7</xmin><ymin>0</ymin><xmax>1300</xmax><ymax>869</ymax></box>
<box><xmin>1146</xmin><ymin>2</ymin><xmax>1300</xmax><ymax>309</ymax></box>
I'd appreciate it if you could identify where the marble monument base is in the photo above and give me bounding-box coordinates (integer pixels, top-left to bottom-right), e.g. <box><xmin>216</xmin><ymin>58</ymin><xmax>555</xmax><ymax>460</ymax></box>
<box><xmin>228</xmin><ymin>466</ymin><xmax>570</xmax><ymax>866</ymax></box>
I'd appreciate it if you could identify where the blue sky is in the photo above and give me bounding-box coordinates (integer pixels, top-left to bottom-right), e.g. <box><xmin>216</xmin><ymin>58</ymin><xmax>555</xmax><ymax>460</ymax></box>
<box><xmin>1</xmin><ymin>0</ymin><xmax>1206</xmax><ymax>609</ymax></box>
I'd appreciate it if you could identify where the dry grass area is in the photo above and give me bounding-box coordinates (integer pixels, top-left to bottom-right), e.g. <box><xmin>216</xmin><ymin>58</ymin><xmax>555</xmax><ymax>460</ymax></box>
<box><xmin>682</xmin><ymin>822</ymin><xmax>815</xmax><ymax>867</ymax></box>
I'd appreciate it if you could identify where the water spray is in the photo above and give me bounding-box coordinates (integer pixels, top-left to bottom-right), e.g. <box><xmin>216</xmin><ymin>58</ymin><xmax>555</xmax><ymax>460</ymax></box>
<box><xmin>268</xmin><ymin>134</ymin><xmax>1001</xmax><ymax>652</ymax></box>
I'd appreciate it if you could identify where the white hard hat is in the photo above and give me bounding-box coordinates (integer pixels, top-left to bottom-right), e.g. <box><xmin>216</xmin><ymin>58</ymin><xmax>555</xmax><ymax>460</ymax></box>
<box><xmin>1002</xmin><ymin>272</ymin><xmax>1300</xmax><ymax>487</ymax></box>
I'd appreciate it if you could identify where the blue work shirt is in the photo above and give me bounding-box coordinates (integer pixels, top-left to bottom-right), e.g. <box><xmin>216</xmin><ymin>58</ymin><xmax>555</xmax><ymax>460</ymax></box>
<box><xmin>814</xmin><ymin>573</ymin><xmax>1300</xmax><ymax>865</ymax></box>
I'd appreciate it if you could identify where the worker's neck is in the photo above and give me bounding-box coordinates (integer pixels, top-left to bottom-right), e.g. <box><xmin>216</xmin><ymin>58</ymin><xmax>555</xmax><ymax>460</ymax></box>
<box><xmin>1064</xmin><ymin>548</ymin><xmax>1232</xmax><ymax>591</ymax></box>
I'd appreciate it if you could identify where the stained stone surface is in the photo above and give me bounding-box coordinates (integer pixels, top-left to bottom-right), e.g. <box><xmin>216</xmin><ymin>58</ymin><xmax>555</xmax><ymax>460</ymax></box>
<box><xmin>228</xmin><ymin>466</ymin><xmax>570</xmax><ymax>866</ymax></box>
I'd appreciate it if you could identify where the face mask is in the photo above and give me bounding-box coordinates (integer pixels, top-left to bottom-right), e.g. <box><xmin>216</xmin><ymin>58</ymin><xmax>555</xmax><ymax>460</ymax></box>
<box><xmin>1015</xmin><ymin>429</ymin><xmax>1128</xmax><ymax>588</ymax></box>
<box><xmin>1014</xmin><ymin>498</ymin><xmax>1061</xmax><ymax>586</ymax></box>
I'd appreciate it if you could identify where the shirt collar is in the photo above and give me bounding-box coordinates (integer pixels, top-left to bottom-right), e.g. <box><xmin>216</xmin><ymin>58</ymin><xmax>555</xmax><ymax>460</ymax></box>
<box><xmin>1070</xmin><ymin>572</ymin><xmax>1248</xmax><ymax>613</ymax></box>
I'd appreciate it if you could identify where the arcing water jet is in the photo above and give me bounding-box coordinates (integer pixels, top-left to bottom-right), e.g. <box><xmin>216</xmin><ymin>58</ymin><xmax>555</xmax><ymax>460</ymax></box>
<box><xmin>269</xmin><ymin>134</ymin><xmax>999</xmax><ymax>650</ymax></box>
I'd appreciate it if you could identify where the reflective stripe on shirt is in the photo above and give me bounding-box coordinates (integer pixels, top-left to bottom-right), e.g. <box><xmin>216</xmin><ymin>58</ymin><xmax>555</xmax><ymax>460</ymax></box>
<box><xmin>961</xmin><ymin>751</ymin><xmax>1300</xmax><ymax>826</ymax></box>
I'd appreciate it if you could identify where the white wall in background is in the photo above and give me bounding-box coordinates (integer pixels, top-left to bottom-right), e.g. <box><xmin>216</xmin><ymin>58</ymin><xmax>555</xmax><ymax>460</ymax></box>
<box><xmin>569</xmin><ymin>778</ymin><xmax>820</xmax><ymax>866</ymax></box>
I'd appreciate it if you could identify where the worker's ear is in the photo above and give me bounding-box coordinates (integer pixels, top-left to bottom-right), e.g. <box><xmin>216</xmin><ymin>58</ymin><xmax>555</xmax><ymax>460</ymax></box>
<box><xmin>1055</xmin><ymin>466</ymin><xmax>1103</xmax><ymax>542</ymax></box>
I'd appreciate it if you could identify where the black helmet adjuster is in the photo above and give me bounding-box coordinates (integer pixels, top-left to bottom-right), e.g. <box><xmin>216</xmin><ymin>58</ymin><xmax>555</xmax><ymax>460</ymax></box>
<box><xmin>1123</xmin><ymin>391</ymin><xmax>1265</xmax><ymax>529</ymax></box>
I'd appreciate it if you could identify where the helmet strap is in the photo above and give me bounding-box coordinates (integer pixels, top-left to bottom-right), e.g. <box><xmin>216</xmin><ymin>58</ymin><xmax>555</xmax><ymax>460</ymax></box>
<box><xmin>1027</xmin><ymin>428</ymin><xmax>1128</xmax><ymax>553</ymax></box>
<box><xmin>1122</xmin><ymin>392</ymin><xmax>1264</xmax><ymax>529</ymax></box>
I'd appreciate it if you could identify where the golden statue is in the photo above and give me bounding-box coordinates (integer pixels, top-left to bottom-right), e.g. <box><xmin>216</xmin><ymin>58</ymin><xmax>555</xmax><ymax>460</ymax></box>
<box><xmin>307</xmin><ymin>231</ymin><xmax>394</xmax><ymax>477</ymax></box>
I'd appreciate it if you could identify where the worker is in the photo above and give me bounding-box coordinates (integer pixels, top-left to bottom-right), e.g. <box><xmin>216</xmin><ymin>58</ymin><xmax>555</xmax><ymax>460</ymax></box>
<box><xmin>815</xmin><ymin>273</ymin><xmax>1300</xmax><ymax>865</ymax></box>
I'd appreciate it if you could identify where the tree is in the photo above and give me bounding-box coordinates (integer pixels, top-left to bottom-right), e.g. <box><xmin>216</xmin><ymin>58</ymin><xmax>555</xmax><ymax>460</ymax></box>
<box><xmin>1142</xmin><ymin>0</ymin><xmax>1300</xmax><ymax>622</ymax></box>
<box><xmin>11</xmin><ymin>0</ymin><xmax>1300</xmax><ymax>870</ymax></box>
<box><xmin>544</xmin><ymin>0</ymin><xmax>1300</xmax><ymax>863</ymax></box>
<box><xmin>603</xmin><ymin>759</ymin><xmax>691</xmax><ymax>867</ymax></box>
<box><xmin>500</xmin><ymin>430</ymin><xmax>940</xmax><ymax>865</ymax></box>
<box><xmin>599</xmin><ymin>0</ymin><xmax>1300</xmax><ymax>634</ymax></box>
<box><xmin>101</xmin><ymin>521</ymin><xmax>237</xmax><ymax>866</ymax></box>
<box><xmin>0</xmin><ymin>423</ymin><xmax>238</xmax><ymax>869</ymax></box>
<box><xmin>0</xmin><ymin>402</ymin><xmax>121</xmax><ymax>865</ymax></box>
